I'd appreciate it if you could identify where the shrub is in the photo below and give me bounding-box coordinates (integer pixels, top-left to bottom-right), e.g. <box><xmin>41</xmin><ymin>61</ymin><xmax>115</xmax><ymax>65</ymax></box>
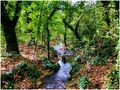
<box><xmin>15</xmin><ymin>62</ymin><xmax>29</xmax><ymax>76</ymax></box>
<box><xmin>14</xmin><ymin>61</ymin><xmax>41</xmax><ymax>82</ymax></box>
<box><xmin>41</xmin><ymin>57</ymin><xmax>53</xmax><ymax>68</ymax></box>
<box><xmin>27</xmin><ymin>64</ymin><xmax>41</xmax><ymax>82</ymax></box>
<box><xmin>78</xmin><ymin>76</ymin><xmax>89</xmax><ymax>89</ymax></box>
<box><xmin>50</xmin><ymin>47</ymin><xmax>57</xmax><ymax>56</ymax></box>
<box><xmin>2</xmin><ymin>72</ymin><xmax>14</xmax><ymax>81</ymax></box>
<box><xmin>91</xmin><ymin>56</ymin><xmax>107</xmax><ymax>66</ymax></box>
<box><xmin>70</xmin><ymin>63</ymin><xmax>81</xmax><ymax>76</ymax></box>
<box><xmin>80</xmin><ymin>37</ymin><xmax>116</xmax><ymax>66</ymax></box>
<box><xmin>40</xmin><ymin>56</ymin><xmax>59</xmax><ymax>70</ymax></box>
<box><xmin>1</xmin><ymin>72</ymin><xmax>14</xmax><ymax>89</ymax></box>
<box><xmin>105</xmin><ymin>68</ymin><xmax>119</xmax><ymax>89</ymax></box>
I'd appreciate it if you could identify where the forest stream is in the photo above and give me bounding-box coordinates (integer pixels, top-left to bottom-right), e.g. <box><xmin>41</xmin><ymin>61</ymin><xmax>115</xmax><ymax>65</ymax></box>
<box><xmin>1</xmin><ymin>1</ymin><xmax>119</xmax><ymax>89</ymax></box>
<box><xmin>43</xmin><ymin>43</ymin><xmax>74</xmax><ymax>89</ymax></box>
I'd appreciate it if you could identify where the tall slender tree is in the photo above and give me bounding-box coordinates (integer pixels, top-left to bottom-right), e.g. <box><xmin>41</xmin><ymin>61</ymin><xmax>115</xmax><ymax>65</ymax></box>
<box><xmin>44</xmin><ymin>7</ymin><xmax>59</xmax><ymax>59</ymax></box>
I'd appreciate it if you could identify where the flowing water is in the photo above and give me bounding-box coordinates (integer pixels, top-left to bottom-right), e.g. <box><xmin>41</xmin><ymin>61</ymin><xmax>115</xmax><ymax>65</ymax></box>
<box><xmin>43</xmin><ymin>43</ymin><xmax>74</xmax><ymax>89</ymax></box>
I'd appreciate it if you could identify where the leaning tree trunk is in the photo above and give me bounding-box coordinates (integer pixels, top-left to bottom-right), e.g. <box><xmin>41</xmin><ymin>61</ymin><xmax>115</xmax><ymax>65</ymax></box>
<box><xmin>1</xmin><ymin>1</ymin><xmax>21</xmax><ymax>54</ymax></box>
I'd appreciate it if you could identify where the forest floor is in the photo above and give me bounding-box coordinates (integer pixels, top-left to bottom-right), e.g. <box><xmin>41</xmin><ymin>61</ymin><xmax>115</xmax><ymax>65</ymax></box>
<box><xmin>1</xmin><ymin>44</ymin><xmax>114</xmax><ymax>89</ymax></box>
<box><xmin>66</xmin><ymin>60</ymin><xmax>113</xmax><ymax>89</ymax></box>
<box><xmin>1</xmin><ymin>56</ymin><xmax>53</xmax><ymax>89</ymax></box>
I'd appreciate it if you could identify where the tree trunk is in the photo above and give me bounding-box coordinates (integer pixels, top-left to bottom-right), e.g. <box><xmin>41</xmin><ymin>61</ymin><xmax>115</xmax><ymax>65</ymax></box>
<box><xmin>44</xmin><ymin>7</ymin><xmax>59</xmax><ymax>59</ymax></box>
<box><xmin>105</xmin><ymin>10</ymin><xmax>110</xmax><ymax>26</ymax></box>
<box><xmin>3</xmin><ymin>27</ymin><xmax>19</xmax><ymax>54</ymax></box>
<box><xmin>74</xmin><ymin>29</ymin><xmax>81</xmax><ymax>41</ymax></box>
<box><xmin>46</xmin><ymin>22</ymin><xmax>50</xmax><ymax>59</ymax></box>
<box><xmin>64</xmin><ymin>33</ymin><xmax>67</xmax><ymax>46</ymax></box>
<box><xmin>1</xmin><ymin>1</ymin><xmax>21</xmax><ymax>54</ymax></box>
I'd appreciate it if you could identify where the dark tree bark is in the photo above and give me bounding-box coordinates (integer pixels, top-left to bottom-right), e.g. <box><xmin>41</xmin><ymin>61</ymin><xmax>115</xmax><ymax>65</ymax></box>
<box><xmin>3</xmin><ymin>28</ymin><xmax>19</xmax><ymax>54</ymax></box>
<box><xmin>1</xmin><ymin>1</ymin><xmax>21</xmax><ymax>54</ymax></box>
<box><xmin>64</xmin><ymin>33</ymin><xmax>67</xmax><ymax>46</ymax></box>
<box><xmin>63</xmin><ymin>23</ymin><xmax>67</xmax><ymax>46</ymax></box>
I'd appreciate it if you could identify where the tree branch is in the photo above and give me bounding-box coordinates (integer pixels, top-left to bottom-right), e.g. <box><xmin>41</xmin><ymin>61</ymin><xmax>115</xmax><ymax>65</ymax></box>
<box><xmin>63</xmin><ymin>18</ymin><xmax>75</xmax><ymax>31</ymax></box>
<box><xmin>63</xmin><ymin>18</ymin><xmax>81</xmax><ymax>41</ymax></box>
<box><xmin>75</xmin><ymin>10</ymin><xmax>93</xmax><ymax>31</ymax></box>
<box><xmin>12</xmin><ymin>1</ymin><xmax>22</xmax><ymax>27</ymax></box>
<box><xmin>1</xmin><ymin>1</ymin><xmax>11</xmax><ymax>27</ymax></box>
<box><xmin>48</xmin><ymin>7</ymin><xmax>59</xmax><ymax>20</ymax></box>
<box><xmin>1</xmin><ymin>1</ymin><xmax>22</xmax><ymax>27</ymax></box>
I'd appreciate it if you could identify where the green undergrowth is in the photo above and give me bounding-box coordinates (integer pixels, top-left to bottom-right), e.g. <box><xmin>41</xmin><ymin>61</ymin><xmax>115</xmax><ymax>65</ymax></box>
<box><xmin>105</xmin><ymin>67</ymin><xmax>119</xmax><ymax>89</ymax></box>
<box><xmin>78</xmin><ymin>75</ymin><xmax>90</xmax><ymax>89</ymax></box>
<box><xmin>1</xmin><ymin>72</ymin><xmax>14</xmax><ymax>89</ymax></box>
<box><xmin>14</xmin><ymin>61</ymin><xmax>42</xmax><ymax>83</ymax></box>
<box><xmin>1</xmin><ymin>61</ymin><xmax>42</xmax><ymax>89</ymax></box>
<box><xmin>76</xmin><ymin>37</ymin><xmax>117</xmax><ymax>66</ymax></box>
<box><xmin>40</xmin><ymin>56</ymin><xmax>60</xmax><ymax>71</ymax></box>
